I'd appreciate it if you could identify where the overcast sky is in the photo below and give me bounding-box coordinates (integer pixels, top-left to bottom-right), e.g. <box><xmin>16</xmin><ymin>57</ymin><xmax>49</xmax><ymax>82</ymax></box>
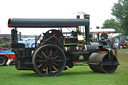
<box><xmin>0</xmin><ymin>0</ymin><xmax>118</xmax><ymax>35</ymax></box>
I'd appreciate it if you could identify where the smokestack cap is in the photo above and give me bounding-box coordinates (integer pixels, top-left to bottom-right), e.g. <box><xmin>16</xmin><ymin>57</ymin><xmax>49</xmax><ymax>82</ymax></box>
<box><xmin>84</xmin><ymin>14</ymin><xmax>90</xmax><ymax>19</ymax></box>
<box><xmin>77</xmin><ymin>15</ymin><xmax>80</xmax><ymax>19</ymax></box>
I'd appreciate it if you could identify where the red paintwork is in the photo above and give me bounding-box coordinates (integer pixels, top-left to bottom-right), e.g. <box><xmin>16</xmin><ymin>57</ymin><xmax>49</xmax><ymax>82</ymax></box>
<box><xmin>0</xmin><ymin>48</ymin><xmax>15</xmax><ymax>61</ymax></box>
<box><xmin>0</xmin><ymin>48</ymin><xmax>9</xmax><ymax>50</ymax></box>
<box><xmin>0</xmin><ymin>53</ymin><xmax>15</xmax><ymax>60</ymax></box>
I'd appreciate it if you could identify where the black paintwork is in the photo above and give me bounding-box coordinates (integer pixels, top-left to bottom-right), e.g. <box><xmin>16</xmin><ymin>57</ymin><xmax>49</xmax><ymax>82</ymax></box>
<box><xmin>8</xmin><ymin>18</ymin><xmax>89</xmax><ymax>27</ymax></box>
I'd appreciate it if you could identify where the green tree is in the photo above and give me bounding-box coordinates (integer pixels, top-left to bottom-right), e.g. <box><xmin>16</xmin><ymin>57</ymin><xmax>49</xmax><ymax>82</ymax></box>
<box><xmin>111</xmin><ymin>0</ymin><xmax>128</xmax><ymax>35</ymax></box>
<box><xmin>102</xmin><ymin>18</ymin><xmax>121</xmax><ymax>33</ymax></box>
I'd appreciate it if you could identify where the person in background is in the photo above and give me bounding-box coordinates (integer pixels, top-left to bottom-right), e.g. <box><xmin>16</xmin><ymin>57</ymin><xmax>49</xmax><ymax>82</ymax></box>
<box><xmin>113</xmin><ymin>41</ymin><xmax>118</xmax><ymax>57</ymax></box>
<box><xmin>123</xmin><ymin>40</ymin><xmax>127</xmax><ymax>49</ymax></box>
<box><xmin>118</xmin><ymin>40</ymin><xmax>121</xmax><ymax>49</ymax></box>
<box><xmin>109</xmin><ymin>39</ymin><xmax>113</xmax><ymax>49</ymax></box>
<box><xmin>124</xmin><ymin>40</ymin><xmax>128</xmax><ymax>48</ymax></box>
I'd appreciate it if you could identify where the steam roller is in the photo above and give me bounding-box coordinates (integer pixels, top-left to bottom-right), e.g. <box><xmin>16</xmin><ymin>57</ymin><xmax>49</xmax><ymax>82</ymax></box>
<box><xmin>88</xmin><ymin>52</ymin><xmax>119</xmax><ymax>73</ymax></box>
<box><xmin>8</xmin><ymin>15</ymin><xmax>120</xmax><ymax>77</ymax></box>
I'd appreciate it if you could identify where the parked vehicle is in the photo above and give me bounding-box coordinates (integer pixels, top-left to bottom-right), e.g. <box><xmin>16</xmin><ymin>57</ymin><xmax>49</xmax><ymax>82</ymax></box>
<box><xmin>0</xmin><ymin>50</ymin><xmax>15</xmax><ymax>66</ymax></box>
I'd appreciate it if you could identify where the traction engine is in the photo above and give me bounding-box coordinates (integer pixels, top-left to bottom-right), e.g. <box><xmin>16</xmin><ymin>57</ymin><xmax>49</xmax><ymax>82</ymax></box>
<box><xmin>8</xmin><ymin>15</ymin><xmax>119</xmax><ymax>77</ymax></box>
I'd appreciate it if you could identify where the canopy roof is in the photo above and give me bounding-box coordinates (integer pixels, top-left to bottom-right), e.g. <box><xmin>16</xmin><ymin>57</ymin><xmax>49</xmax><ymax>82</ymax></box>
<box><xmin>90</xmin><ymin>29</ymin><xmax>115</xmax><ymax>33</ymax></box>
<box><xmin>8</xmin><ymin>18</ymin><xmax>89</xmax><ymax>28</ymax></box>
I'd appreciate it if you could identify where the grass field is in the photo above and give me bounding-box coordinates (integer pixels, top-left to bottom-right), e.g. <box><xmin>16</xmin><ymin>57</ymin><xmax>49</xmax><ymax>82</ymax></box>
<box><xmin>0</xmin><ymin>49</ymin><xmax>128</xmax><ymax>85</ymax></box>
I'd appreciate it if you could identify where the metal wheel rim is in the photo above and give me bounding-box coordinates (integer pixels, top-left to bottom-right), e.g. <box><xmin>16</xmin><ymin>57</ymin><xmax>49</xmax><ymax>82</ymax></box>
<box><xmin>102</xmin><ymin>55</ymin><xmax>118</xmax><ymax>73</ymax></box>
<box><xmin>33</xmin><ymin>44</ymin><xmax>66</xmax><ymax>77</ymax></box>
<box><xmin>0</xmin><ymin>58</ymin><xmax>5</xmax><ymax>65</ymax></box>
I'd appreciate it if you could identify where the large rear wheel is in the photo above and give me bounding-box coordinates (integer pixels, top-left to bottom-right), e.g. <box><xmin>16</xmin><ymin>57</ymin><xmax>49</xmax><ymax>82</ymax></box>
<box><xmin>33</xmin><ymin>44</ymin><xmax>66</xmax><ymax>77</ymax></box>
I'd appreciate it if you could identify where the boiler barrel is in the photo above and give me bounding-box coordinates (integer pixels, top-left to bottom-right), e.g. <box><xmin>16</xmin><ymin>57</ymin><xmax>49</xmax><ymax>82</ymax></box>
<box><xmin>86</xmin><ymin>43</ymin><xmax>99</xmax><ymax>54</ymax></box>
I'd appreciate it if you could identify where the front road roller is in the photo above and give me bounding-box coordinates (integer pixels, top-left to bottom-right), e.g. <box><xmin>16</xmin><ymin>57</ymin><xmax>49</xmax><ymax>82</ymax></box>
<box><xmin>88</xmin><ymin>52</ymin><xmax>119</xmax><ymax>73</ymax></box>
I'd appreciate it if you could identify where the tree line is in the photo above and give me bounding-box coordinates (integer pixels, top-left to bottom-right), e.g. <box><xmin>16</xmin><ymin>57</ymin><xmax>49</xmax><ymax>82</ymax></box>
<box><xmin>102</xmin><ymin>0</ymin><xmax>128</xmax><ymax>35</ymax></box>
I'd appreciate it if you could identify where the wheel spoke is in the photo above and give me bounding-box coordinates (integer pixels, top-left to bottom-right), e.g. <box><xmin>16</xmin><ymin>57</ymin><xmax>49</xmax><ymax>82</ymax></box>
<box><xmin>49</xmin><ymin>65</ymin><xmax>52</xmax><ymax>73</ymax></box>
<box><xmin>38</xmin><ymin>63</ymin><xmax>44</xmax><ymax>68</ymax></box>
<box><xmin>41</xmin><ymin>51</ymin><xmax>47</xmax><ymax>58</ymax></box>
<box><xmin>46</xmin><ymin>66</ymin><xmax>48</xmax><ymax>75</ymax></box>
<box><xmin>50</xmin><ymin>49</ymin><xmax>53</xmax><ymax>58</ymax></box>
<box><xmin>48</xmin><ymin>49</ymin><xmax>53</xmax><ymax>58</ymax></box>
<box><xmin>37</xmin><ymin>60</ymin><xmax>45</xmax><ymax>62</ymax></box>
<box><xmin>53</xmin><ymin>51</ymin><xmax>57</xmax><ymax>56</ymax></box>
<box><xmin>53</xmin><ymin>56</ymin><xmax>59</xmax><ymax>59</ymax></box>
<box><xmin>41</xmin><ymin>64</ymin><xmax>47</xmax><ymax>71</ymax></box>
<box><xmin>54</xmin><ymin>60</ymin><xmax>62</xmax><ymax>62</ymax></box>
<box><xmin>38</xmin><ymin>55</ymin><xmax>44</xmax><ymax>59</ymax></box>
<box><xmin>52</xmin><ymin>65</ymin><xmax>58</xmax><ymax>71</ymax></box>
<box><xmin>45</xmin><ymin>48</ymin><xmax>49</xmax><ymax>55</ymax></box>
<box><xmin>53</xmin><ymin>62</ymin><xmax>59</xmax><ymax>66</ymax></box>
